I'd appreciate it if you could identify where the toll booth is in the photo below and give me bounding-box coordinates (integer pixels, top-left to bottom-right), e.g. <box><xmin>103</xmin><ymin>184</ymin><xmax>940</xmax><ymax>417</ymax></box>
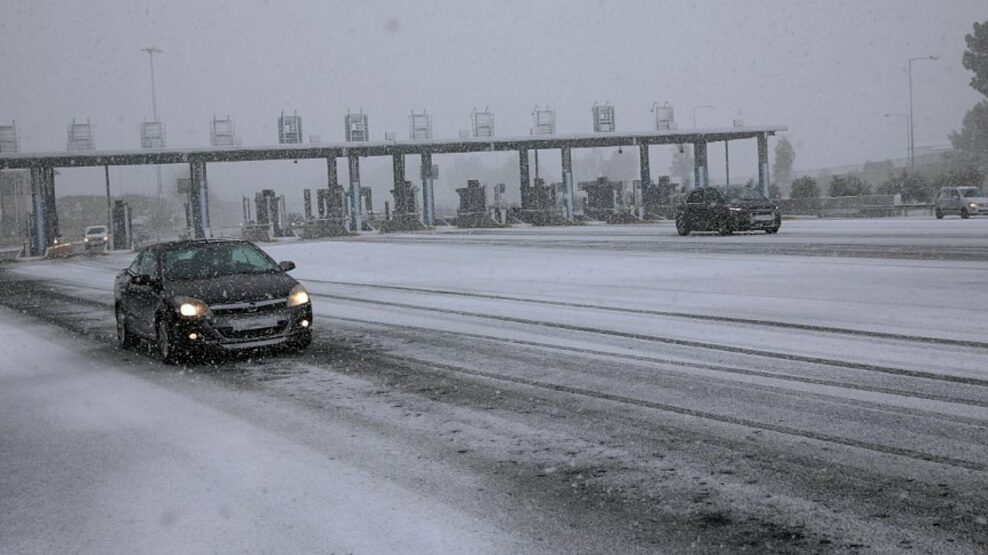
<box><xmin>517</xmin><ymin>177</ymin><xmax>568</xmax><ymax>226</ymax></box>
<box><xmin>111</xmin><ymin>200</ymin><xmax>132</xmax><ymax>250</ymax></box>
<box><xmin>243</xmin><ymin>189</ymin><xmax>292</xmax><ymax>241</ymax></box>
<box><xmin>642</xmin><ymin>176</ymin><xmax>676</xmax><ymax>219</ymax></box>
<box><xmin>455</xmin><ymin>180</ymin><xmax>499</xmax><ymax>228</ymax></box>
<box><xmin>380</xmin><ymin>180</ymin><xmax>425</xmax><ymax>232</ymax></box>
<box><xmin>295</xmin><ymin>186</ymin><xmax>349</xmax><ymax>239</ymax></box>
<box><xmin>580</xmin><ymin>177</ymin><xmax>632</xmax><ymax>222</ymax></box>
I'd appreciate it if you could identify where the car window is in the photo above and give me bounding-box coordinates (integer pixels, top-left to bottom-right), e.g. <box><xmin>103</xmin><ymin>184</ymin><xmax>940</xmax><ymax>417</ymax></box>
<box><xmin>703</xmin><ymin>188</ymin><xmax>723</xmax><ymax>203</ymax></box>
<box><xmin>686</xmin><ymin>191</ymin><xmax>702</xmax><ymax>203</ymax></box>
<box><xmin>163</xmin><ymin>243</ymin><xmax>279</xmax><ymax>281</ymax></box>
<box><xmin>128</xmin><ymin>252</ymin><xmax>143</xmax><ymax>273</ymax></box>
<box><xmin>961</xmin><ymin>188</ymin><xmax>983</xmax><ymax>198</ymax></box>
<box><xmin>722</xmin><ymin>187</ymin><xmax>767</xmax><ymax>201</ymax></box>
<box><xmin>137</xmin><ymin>251</ymin><xmax>157</xmax><ymax>277</ymax></box>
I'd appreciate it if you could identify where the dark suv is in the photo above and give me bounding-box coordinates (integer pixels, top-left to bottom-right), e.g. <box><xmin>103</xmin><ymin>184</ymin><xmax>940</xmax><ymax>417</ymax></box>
<box><xmin>675</xmin><ymin>186</ymin><xmax>781</xmax><ymax>235</ymax></box>
<box><xmin>114</xmin><ymin>239</ymin><xmax>312</xmax><ymax>363</ymax></box>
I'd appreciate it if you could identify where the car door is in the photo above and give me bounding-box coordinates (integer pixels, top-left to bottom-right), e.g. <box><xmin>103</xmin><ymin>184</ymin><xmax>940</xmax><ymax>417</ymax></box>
<box><xmin>129</xmin><ymin>250</ymin><xmax>161</xmax><ymax>337</ymax></box>
<box><xmin>949</xmin><ymin>189</ymin><xmax>962</xmax><ymax>212</ymax></box>
<box><xmin>685</xmin><ymin>190</ymin><xmax>705</xmax><ymax>229</ymax></box>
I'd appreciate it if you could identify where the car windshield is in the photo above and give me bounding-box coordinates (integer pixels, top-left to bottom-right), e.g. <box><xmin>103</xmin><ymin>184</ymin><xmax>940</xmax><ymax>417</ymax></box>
<box><xmin>85</xmin><ymin>226</ymin><xmax>106</xmax><ymax>234</ymax></box>
<box><xmin>721</xmin><ymin>186</ymin><xmax>767</xmax><ymax>201</ymax></box>
<box><xmin>961</xmin><ymin>188</ymin><xmax>983</xmax><ymax>198</ymax></box>
<box><xmin>162</xmin><ymin>243</ymin><xmax>279</xmax><ymax>281</ymax></box>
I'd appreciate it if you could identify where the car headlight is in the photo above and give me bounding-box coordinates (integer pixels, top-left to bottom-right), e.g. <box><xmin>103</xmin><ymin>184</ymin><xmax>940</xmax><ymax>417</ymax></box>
<box><xmin>970</xmin><ymin>203</ymin><xmax>978</xmax><ymax>208</ymax></box>
<box><xmin>288</xmin><ymin>284</ymin><xmax>310</xmax><ymax>307</ymax></box>
<box><xmin>175</xmin><ymin>297</ymin><xmax>210</xmax><ymax>318</ymax></box>
<box><xmin>728</xmin><ymin>207</ymin><xmax>743</xmax><ymax>212</ymax></box>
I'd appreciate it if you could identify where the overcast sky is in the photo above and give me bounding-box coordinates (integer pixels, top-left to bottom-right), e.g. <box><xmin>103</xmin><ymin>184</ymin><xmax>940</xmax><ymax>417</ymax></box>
<box><xmin>1</xmin><ymin>0</ymin><xmax>984</xmax><ymax>206</ymax></box>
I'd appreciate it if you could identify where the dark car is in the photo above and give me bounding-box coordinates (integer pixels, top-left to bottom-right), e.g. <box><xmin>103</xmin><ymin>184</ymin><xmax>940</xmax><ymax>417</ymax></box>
<box><xmin>675</xmin><ymin>186</ymin><xmax>781</xmax><ymax>235</ymax></box>
<box><xmin>114</xmin><ymin>239</ymin><xmax>312</xmax><ymax>363</ymax></box>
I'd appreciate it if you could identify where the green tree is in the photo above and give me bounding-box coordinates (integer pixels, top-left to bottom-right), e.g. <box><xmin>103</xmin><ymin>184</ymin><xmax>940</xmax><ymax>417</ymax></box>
<box><xmin>878</xmin><ymin>172</ymin><xmax>931</xmax><ymax>202</ymax></box>
<box><xmin>772</xmin><ymin>137</ymin><xmax>795</xmax><ymax>192</ymax></box>
<box><xmin>829</xmin><ymin>175</ymin><xmax>871</xmax><ymax>197</ymax></box>
<box><xmin>962</xmin><ymin>21</ymin><xmax>988</xmax><ymax>97</ymax></box>
<box><xmin>790</xmin><ymin>176</ymin><xmax>819</xmax><ymax>198</ymax></box>
<box><xmin>952</xmin><ymin>22</ymin><xmax>988</xmax><ymax>186</ymax></box>
<box><xmin>902</xmin><ymin>173</ymin><xmax>932</xmax><ymax>203</ymax></box>
<box><xmin>948</xmin><ymin>99</ymin><xmax>988</xmax><ymax>171</ymax></box>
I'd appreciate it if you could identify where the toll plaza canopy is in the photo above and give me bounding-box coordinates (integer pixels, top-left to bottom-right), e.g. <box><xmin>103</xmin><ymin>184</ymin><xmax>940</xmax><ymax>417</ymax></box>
<box><xmin>0</xmin><ymin>125</ymin><xmax>786</xmax><ymax>169</ymax></box>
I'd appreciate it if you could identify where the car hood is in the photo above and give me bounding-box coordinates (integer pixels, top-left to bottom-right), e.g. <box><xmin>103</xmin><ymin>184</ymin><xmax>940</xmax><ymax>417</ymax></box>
<box><xmin>965</xmin><ymin>196</ymin><xmax>988</xmax><ymax>203</ymax></box>
<box><xmin>163</xmin><ymin>272</ymin><xmax>298</xmax><ymax>305</ymax></box>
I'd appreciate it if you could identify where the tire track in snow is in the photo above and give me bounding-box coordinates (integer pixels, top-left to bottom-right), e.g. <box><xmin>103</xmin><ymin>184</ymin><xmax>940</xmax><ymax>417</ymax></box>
<box><xmin>302</xmin><ymin>279</ymin><xmax>988</xmax><ymax>350</ymax></box>
<box><xmin>357</xmin><ymin>351</ymin><xmax>988</xmax><ymax>473</ymax></box>
<box><xmin>321</xmin><ymin>314</ymin><xmax>988</xmax><ymax>412</ymax></box>
<box><xmin>308</xmin><ymin>291</ymin><xmax>988</xmax><ymax>388</ymax></box>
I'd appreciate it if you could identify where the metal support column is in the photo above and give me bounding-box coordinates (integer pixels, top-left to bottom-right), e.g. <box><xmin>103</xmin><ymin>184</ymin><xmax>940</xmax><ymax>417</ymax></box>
<box><xmin>29</xmin><ymin>166</ymin><xmax>56</xmax><ymax>255</ymax></box>
<box><xmin>724</xmin><ymin>142</ymin><xmax>730</xmax><ymax>186</ymax></box>
<box><xmin>561</xmin><ymin>146</ymin><xmax>574</xmax><ymax>220</ymax></box>
<box><xmin>392</xmin><ymin>153</ymin><xmax>405</xmax><ymax>194</ymax></box>
<box><xmin>693</xmin><ymin>141</ymin><xmax>709</xmax><ymax>189</ymax></box>
<box><xmin>348</xmin><ymin>154</ymin><xmax>362</xmax><ymax>232</ymax></box>
<box><xmin>188</xmin><ymin>160</ymin><xmax>211</xmax><ymax>239</ymax></box>
<box><xmin>638</xmin><ymin>143</ymin><xmax>650</xmax><ymax>191</ymax></box>
<box><xmin>757</xmin><ymin>133</ymin><xmax>770</xmax><ymax>198</ymax></box>
<box><xmin>303</xmin><ymin>189</ymin><xmax>312</xmax><ymax>220</ymax></box>
<box><xmin>518</xmin><ymin>148</ymin><xmax>530</xmax><ymax>210</ymax></box>
<box><xmin>326</xmin><ymin>157</ymin><xmax>344</xmax><ymax>220</ymax></box>
<box><xmin>421</xmin><ymin>152</ymin><xmax>435</xmax><ymax>225</ymax></box>
<box><xmin>105</xmin><ymin>165</ymin><xmax>112</xmax><ymax>234</ymax></box>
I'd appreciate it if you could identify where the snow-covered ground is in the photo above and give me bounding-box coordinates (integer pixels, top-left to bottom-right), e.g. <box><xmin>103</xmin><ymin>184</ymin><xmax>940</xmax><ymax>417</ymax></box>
<box><xmin>3</xmin><ymin>218</ymin><xmax>988</xmax><ymax>551</ymax></box>
<box><xmin>0</xmin><ymin>308</ymin><xmax>540</xmax><ymax>554</ymax></box>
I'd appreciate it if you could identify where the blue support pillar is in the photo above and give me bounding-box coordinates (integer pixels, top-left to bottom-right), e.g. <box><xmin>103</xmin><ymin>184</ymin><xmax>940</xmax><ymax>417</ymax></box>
<box><xmin>421</xmin><ymin>152</ymin><xmax>435</xmax><ymax>225</ymax></box>
<box><xmin>188</xmin><ymin>160</ymin><xmax>211</xmax><ymax>239</ymax></box>
<box><xmin>693</xmin><ymin>141</ymin><xmax>709</xmax><ymax>189</ymax></box>
<box><xmin>29</xmin><ymin>166</ymin><xmax>57</xmax><ymax>255</ymax></box>
<box><xmin>561</xmin><ymin>146</ymin><xmax>574</xmax><ymax>220</ymax></box>
<box><xmin>757</xmin><ymin>133</ymin><xmax>770</xmax><ymax>198</ymax></box>
<box><xmin>348</xmin><ymin>154</ymin><xmax>362</xmax><ymax>232</ymax></box>
<box><xmin>639</xmin><ymin>143</ymin><xmax>651</xmax><ymax>190</ymax></box>
<box><xmin>518</xmin><ymin>148</ymin><xmax>530</xmax><ymax>210</ymax></box>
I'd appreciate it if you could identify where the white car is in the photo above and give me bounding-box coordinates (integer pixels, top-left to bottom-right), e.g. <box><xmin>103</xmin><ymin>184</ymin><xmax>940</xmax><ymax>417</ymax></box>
<box><xmin>83</xmin><ymin>225</ymin><xmax>110</xmax><ymax>251</ymax></box>
<box><xmin>935</xmin><ymin>187</ymin><xmax>988</xmax><ymax>219</ymax></box>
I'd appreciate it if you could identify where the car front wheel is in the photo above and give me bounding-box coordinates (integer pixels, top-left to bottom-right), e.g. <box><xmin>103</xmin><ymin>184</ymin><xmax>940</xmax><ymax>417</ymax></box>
<box><xmin>961</xmin><ymin>208</ymin><xmax>970</xmax><ymax>219</ymax></box>
<box><xmin>156</xmin><ymin>317</ymin><xmax>180</xmax><ymax>365</ymax></box>
<box><xmin>935</xmin><ymin>208</ymin><xmax>944</xmax><ymax>219</ymax></box>
<box><xmin>115</xmin><ymin>307</ymin><xmax>135</xmax><ymax>349</ymax></box>
<box><xmin>675</xmin><ymin>215</ymin><xmax>690</xmax><ymax>236</ymax></box>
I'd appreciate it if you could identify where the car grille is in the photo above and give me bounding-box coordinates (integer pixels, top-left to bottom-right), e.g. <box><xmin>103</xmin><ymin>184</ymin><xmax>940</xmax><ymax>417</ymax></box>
<box><xmin>210</xmin><ymin>297</ymin><xmax>287</xmax><ymax>316</ymax></box>
<box><xmin>216</xmin><ymin>322</ymin><xmax>288</xmax><ymax>340</ymax></box>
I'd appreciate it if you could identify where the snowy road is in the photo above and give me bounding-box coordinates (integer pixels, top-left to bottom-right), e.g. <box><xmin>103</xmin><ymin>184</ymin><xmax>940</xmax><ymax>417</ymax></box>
<box><xmin>2</xmin><ymin>218</ymin><xmax>987</xmax><ymax>552</ymax></box>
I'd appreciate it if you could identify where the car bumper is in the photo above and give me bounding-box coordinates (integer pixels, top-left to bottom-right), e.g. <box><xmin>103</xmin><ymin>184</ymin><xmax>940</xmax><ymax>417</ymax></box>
<box><xmin>168</xmin><ymin>304</ymin><xmax>313</xmax><ymax>352</ymax></box>
<box><xmin>730</xmin><ymin>212</ymin><xmax>780</xmax><ymax>230</ymax></box>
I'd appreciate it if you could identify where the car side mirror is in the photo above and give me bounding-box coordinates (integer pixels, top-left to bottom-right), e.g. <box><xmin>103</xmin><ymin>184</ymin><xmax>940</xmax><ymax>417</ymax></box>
<box><xmin>131</xmin><ymin>274</ymin><xmax>151</xmax><ymax>286</ymax></box>
<box><xmin>279</xmin><ymin>260</ymin><xmax>296</xmax><ymax>272</ymax></box>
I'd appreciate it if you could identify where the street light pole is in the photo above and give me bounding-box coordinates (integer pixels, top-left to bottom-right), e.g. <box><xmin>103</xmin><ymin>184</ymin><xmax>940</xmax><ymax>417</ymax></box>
<box><xmin>907</xmin><ymin>55</ymin><xmax>938</xmax><ymax>170</ymax></box>
<box><xmin>141</xmin><ymin>47</ymin><xmax>162</xmax><ymax>120</ymax></box>
<box><xmin>692</xmin><ymin>105</ymin><xmax>714</xmax><ymax>129</ymax></box>
<box><xmin>141</xmin><ymin>47</ymin><xmax>163</xmax><ymax>199</ymax></box>
<box><xmin>884</xmin><ymin>113</ymin><xmax>910</xmax><ymax>166</ymax></box>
